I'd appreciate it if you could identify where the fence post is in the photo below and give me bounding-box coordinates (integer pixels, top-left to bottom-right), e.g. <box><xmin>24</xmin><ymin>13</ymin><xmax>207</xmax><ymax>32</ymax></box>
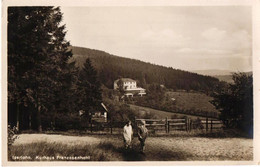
<box><xmin>188</xmin><ymin>118</ymin><xmax>190</xmax><ymax>132</ymax></box>
<box><xmin>211</xmin><ymin>119</ymin><xmax>213</xmax><ymax>132</ymax></box>
<box><xmin>226</xmin><ymin>120</ymin><xmax>229</xmax><ymax>128</ymax></box>
<box><xmin>187</xmin><ymin>118</ymin><xmax>190</xmax><ymax>132</ymax></box>
<box><xmin>110</xmin><ymin>120</ymin><xmax>113</xmax><ymax>134</ymax></box>
<box><xmin>90</xmin><ymin>121</ymin><xmax>93</xmax><ymax>133</ymax></box>
<box><xmin>134</xmin><ymin>116</ymin><xmax>137</xmax><ymax>136</ymax></box>
<box><xmin>185</xmin><ymin>117</ymin><xmax>188</xmax><ymax>132</ymax></box>
<box><xmin>190</xmin><ymin>119</ymin><xmax>192</xmax><ymax>132</ymax></box>
<box><xmin>134</xmin><ymin>116</ymin><xmax>137</xmax><ymax>129</ymax></box>
<box><xmin>165</xmin><ymin>117</ymin><xmax>168</xmax><ymax>133</ymax></box>
<box><xmin>206</xmin><ymin>117</ymin><xmax>208</xmax><ymax>132</ymax></box>
<box><xmin>168</xmin><ymin>120</ymin><xmax>170</xmax><ymax>133</ymax></box>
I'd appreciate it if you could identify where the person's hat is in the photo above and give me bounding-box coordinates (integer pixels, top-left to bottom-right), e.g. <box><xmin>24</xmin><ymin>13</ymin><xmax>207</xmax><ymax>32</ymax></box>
<box><xmin>141</xmin><ymin>120</ymin><xmax>146</xmax><ymax>125</ymax></box>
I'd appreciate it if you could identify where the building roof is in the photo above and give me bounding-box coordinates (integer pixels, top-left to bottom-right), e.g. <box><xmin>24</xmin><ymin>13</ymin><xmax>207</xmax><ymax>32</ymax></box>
<box><xmin>125</xmin><ymin>87</ymin><xmax>145</xmax><ymax>91</ymax></box>
<box><xmin>125</xmin><ymin>92</ymin><xmax>134</xmax><ymax>95</ymax></box>
<box><xmin>101</xmin><ymin>103</ymin><xmax>108</xmax><ymax>112</ymax></box>
<box><xmin>114</xmin><ymin>78</ymin><xmax>136</xmax><ymax>83</ymax></box>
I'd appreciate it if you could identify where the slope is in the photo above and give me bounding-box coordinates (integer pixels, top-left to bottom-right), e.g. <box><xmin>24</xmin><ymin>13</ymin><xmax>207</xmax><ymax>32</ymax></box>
<box><xmin>70</xmin><ymin>46</ymin><xmax>220</xmax><ymax>92</ymax></box>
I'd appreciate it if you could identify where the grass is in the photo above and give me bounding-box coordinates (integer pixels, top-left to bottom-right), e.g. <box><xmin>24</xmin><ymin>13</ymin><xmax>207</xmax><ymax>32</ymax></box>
<box><xmin>20</xmin><ymin>128</ymin><xmax>249</xmax><ymax>138</ymax></box>
<box><xmin>9</xmin><ymin>141</ymin><xmax>115</xmax><ymax>161</ymax></box>
<box><xmin>166</xmin><ymin>91</ymin><xmax>218</xmax><ymax>113</ymax></box>
<box><xmin>9</xmin><ymin>133</ymin><xmax>253</xmax><ymax>161</ymax></box>
<box><xmin>129</xmin><ymin>104</ymin><xmax>207</xmax><ymax>119</ymax></box>
<box><xmin>129</xmin><ymin>91</ymin><xmax>220</xmax><ymax>119</ymax></box>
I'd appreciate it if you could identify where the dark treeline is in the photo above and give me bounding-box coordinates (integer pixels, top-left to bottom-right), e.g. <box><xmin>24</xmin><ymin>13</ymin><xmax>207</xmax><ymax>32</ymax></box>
<box><xmin>8</xmin><ymin>7</ymin><xmax>102</xmax><ymax>132</ymax></box>
<box><xmin>71</xmin><ymin>46</ymin><xmax>220</xmax><ymax>93</ymax></box>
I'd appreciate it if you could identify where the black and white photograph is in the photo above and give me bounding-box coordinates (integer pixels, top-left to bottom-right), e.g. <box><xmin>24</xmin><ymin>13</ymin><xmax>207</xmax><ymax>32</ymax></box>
<box><xmin>2</xmin><ymin>0</ymin><xmax>260</xmax><ymax>165</ymax></box>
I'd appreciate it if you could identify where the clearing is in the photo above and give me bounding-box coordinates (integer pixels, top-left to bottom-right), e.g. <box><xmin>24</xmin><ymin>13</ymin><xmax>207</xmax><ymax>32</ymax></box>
<box><xmin>129</xmin><ymin>104</ymin><xmax>207</xmax><ymax>119</ymax></box>
<box><xmin>166</xmin><ymin>91</ymin><xmax>218</xmax><ymax>113</ymax></box>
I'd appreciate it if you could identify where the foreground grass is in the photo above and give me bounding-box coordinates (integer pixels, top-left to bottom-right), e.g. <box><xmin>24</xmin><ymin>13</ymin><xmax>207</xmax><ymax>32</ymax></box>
<box><xmin>9</xmin><ymin>141</ymin><xmax>119</xmax><ymax>161</ymax></box>
<box><xmin>9</xmin><ymin>133</ymin><xmax>253</xmax><ymax>161</ymax></box>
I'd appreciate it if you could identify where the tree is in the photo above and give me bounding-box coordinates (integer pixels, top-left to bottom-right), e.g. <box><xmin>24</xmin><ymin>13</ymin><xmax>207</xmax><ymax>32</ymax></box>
<box><xmin>116</xmin><ymin>78</ymin><xmax>126</xmax><ymax>99</ymax></box>
<box><xmin>211</xmin><ymin>73</ymin><xmax>253</xmax><ymax>137</ymax></box>
<box><xmin>76</xmin><ymin>58</ymin><xmax>102</xmax><ymax>122</ymax></box>
<box><xmin>8</xmin><ymin>7</ymin><xmax>73</xmax><ymax>131</ymax></box>
<box><xmin>103</xmin><ymin>98</ymin><xmax>136</xmax><ymax>122</ymax></box>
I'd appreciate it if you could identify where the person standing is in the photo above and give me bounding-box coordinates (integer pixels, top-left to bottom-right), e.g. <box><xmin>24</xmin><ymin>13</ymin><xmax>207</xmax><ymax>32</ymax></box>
<box><xmin>123</xmin><ymin>120</ymin><xmax>133</xmax><ymax>149</ymax></box>
<box><xmin>138</xmin><ymin>120</ymin><xmax>148</xmax><ymax>153</ymax></box>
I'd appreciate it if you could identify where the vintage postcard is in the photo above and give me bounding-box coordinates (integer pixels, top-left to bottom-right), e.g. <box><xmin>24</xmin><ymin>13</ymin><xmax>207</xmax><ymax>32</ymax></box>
<box><xmin>1</xmin><ymin>0</ymin><xmax>260</xmax><ymax>166</ymax></box>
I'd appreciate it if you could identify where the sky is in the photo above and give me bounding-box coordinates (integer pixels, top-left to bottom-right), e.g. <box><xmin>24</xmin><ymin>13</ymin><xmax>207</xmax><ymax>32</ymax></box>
<box><xmin>61</xmin><ymin>6</ymin><xmax>252</xmax><ymax>72</ymax></box>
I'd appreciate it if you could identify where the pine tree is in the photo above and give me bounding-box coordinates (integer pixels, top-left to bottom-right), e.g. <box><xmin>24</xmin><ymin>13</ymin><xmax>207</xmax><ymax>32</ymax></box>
<box><xmin>76</xmin><ymin>58</ymin><xmax>102</xmax><ymax>121</ymax></box>
<box><xmin>8</xmin><ymin>7</ymin><xmax>73</xmax><ymax>131</ymax></box>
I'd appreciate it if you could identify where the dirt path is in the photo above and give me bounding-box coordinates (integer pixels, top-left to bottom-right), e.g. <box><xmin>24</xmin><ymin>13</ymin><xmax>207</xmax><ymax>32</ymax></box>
<box><xmin>145</xmin><ymin>137</ymin><xmax>253</xmax><ymax>160</ymax></box>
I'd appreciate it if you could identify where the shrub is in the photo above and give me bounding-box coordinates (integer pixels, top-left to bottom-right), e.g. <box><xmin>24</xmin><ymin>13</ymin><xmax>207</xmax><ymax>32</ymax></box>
<box><xmin>211</xmin><ymin>73</ymin><xmax>253</xmax><ymax>137</ymax></box>
<box><xmin>8</xmin><ymin>125</ymin><xmax>18</xmax><ymax>147</ymax></box>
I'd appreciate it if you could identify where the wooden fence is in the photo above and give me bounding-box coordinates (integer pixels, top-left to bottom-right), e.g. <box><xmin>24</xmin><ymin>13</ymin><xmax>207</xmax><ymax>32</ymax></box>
<box><xmin>135</xmin><ymin>118</ymin><xmax>224</xmax><ymax>134</ymax></box>
<box><xmin>192</xmin><ymin>118</ymin><xmax>224</xmax><ymax>132</ymax></box>
<box><xmin>86</xmin><ymin>117</ymin><xmax>225</xmax><ymax>134</ymax></box>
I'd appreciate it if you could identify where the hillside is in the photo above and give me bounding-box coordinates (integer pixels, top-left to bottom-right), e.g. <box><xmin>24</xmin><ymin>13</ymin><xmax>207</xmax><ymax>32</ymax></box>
<box><xmin>213</xmin><ymin>72</ymin><xmax>252</xmax><ymax>83</ymax></box>
<box><xmin>166</xmin><ymin>91</ymin><xmax>219</xmax><ymax>117</ymax></box>
<box><xmin>129</xmin><ymin>104</ymin><xmax>208</xmax><ymax>119</ymax></box>
<box><xmin>213</xmin><ymin>75</ymin><xmax>234</xmax><ymax>83</ymax></box>
<box><xmin>70</xmin><ymin>46</ymin><xmax>220</xmax><ymax>92</ymax></box>
<box><xmin>193</xmin><ymin>69</ymin><xmax>233</xmax><ymax>76</ymax></box>
<box><xmin>193</xmin><ymin>70</ymin><xmax>252</xmax><ymax>83</ymax></box>
<box><xmin>131</xmin><ymin>90</ymin><xmax>219</xmax><ymax>118</ymax></box>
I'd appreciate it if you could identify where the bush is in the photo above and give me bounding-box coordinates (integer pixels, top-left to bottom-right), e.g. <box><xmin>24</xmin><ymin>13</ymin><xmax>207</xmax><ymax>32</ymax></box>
<box><xmin>41</xmin><ymin>112</ymin><xmax>89</xmax><ymax>131</ymax></box>
<box><xmin>104</xmin><ymin>98</ymin><xmax>138</xmax><ymax>122</ymax></box>
<box><xmin>8</xmin><ymin>125</ymin><xmax>18</xmax><ymax>147</ymax></box>
<box><xmin>211</xmin><ymin>73</ymin><xmax>253</xmax><ymax>138</ymax></box>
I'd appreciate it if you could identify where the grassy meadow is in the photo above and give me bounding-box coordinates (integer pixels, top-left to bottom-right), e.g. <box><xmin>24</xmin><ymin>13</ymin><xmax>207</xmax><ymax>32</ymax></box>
<box><xmin>131</xmin><ymin>91</ymin><xmax>220</xmax><ymax>119</ymax></box>
<box><xmin>166</xmin><ymin>91</ymin><xmax>218</xmax><ymax>113</ymax></box>
<box><xmin>9</xmin><ymin>133</ymin><xmax>253</xmax><ymax>161</ymax></box>
<box><xmin>129</xmin><ymin>104</ymin><xmax>206</xmax><ymax>119</ymax></box>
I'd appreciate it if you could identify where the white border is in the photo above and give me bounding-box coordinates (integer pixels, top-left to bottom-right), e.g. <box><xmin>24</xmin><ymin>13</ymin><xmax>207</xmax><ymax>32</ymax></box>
<box><xmin>1</xmin><ymin>0</ymin><xmax>259</xmax><ymax>166</ymax></box>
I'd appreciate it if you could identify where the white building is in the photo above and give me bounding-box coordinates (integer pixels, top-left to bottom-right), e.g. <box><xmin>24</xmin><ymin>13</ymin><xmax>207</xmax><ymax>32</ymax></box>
<box><xmin>114</xmin><ymin>78</ymin><xmax>146</xmax><ymax>97</ymax></box>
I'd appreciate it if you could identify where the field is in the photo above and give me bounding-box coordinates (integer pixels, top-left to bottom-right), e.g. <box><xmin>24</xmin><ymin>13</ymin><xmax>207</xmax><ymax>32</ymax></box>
<box><xmin>131</xmin><ymin>91</ymin><xmax>220</xmax><ymax>119</ymax></box>
<box><xmin>166</xmin><ymin>91</ymin><xmax>218</xmax><ymax>113</ymax></box>
<box><xmin>9</xmin><ymin>133</ymin><xmax>253</xmax><ymax>161</ymax></box>
<box><xmin>129</xmin><ymin>104</ymin><xmax>207</xmax><ymax>119</ymax></box>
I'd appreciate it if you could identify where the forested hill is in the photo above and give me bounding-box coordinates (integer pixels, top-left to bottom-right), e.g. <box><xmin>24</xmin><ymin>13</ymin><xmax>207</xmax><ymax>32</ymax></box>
<box><xmin>70</xmin><ymin>46</ymin><xmax>220</xmax><ymax>92</ymax></box>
